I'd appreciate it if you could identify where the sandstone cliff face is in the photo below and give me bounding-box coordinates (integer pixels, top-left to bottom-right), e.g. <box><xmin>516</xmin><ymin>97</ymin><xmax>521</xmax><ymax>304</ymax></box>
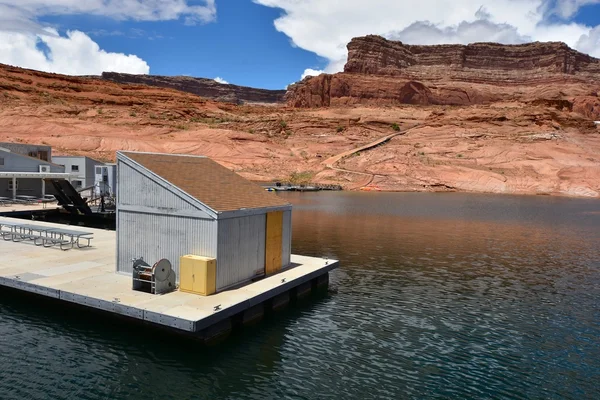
<box><xmin>102</xmin><ymin>72</ymin><xmax>285</xmax><ymax>104</ymax></box>
<box><xmin>344</xmin><ymin>35</ymin><xmax>600</xmax><ymax>76</ymax></box>
<box><xmin>287</xmin><ymin>36</ymin><xmax>600</xmax><ymax>118</ymax></box>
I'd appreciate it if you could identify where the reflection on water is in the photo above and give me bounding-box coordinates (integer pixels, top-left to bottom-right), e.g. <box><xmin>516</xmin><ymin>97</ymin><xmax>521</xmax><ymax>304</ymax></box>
<box><xmin>1</xmin><ymin>192</ymin><xmax>599</xmax><ymax>399</ymax></box>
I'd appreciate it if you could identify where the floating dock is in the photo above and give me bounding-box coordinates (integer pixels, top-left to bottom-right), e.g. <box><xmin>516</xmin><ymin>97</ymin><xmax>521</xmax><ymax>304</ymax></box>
<box><xmin>0</xmin><ymin>217</ymin><xmax>338</xmax><ymax>340</ymax></box>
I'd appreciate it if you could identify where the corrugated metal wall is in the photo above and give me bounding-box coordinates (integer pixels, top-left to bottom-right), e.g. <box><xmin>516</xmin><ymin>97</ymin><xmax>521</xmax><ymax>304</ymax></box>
<box><xmin>117</xmin><ymin>160</ymin><xmax>217</xmax><ymax>278</ymax></box>
<box><xmin>282</xmin><ymin>209</ymin><xmax>292</xmax><ymax>267</ymax></box>
<box><xmin>119</xmin><ymin>161</ymin><xmax>199</xmax><ymax>211</ymax></box>
<box><xmin>117</xmin><ymin>157</ymin><xmax>293</xmax><ymax>291</ymax></box>
<box><xmin>216</xmin><ymin>214</ymin><xmax>266</xmax><ymax>290</ymax></box>
<box><xmin>117</xmin><ymin>211</ymin><xmax>217</xmax><ymax>277</ymax></box>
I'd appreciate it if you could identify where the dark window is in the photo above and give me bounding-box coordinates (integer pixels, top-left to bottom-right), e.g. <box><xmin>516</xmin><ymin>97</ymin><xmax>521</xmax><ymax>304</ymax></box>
<box><xmin>71</xmin><ymin>165</ymin><xmax>79</xmax><ymax>172</ymax></box>
<box><xmin>38</xmin><ymin>151</ymin><xmax>49</xmax><ymax>161</ymax></box>
<box><xmin>72</xmin><ymin>180</ymin><xmax>82</xmax><ymax>188</ymax></box>
<box><xmin>8</xmin><ymin>180</ymin><xmax>18</xmax><ymax>190</ymax></box>
<box><xmin>0</xmin><ymin>157</ymin><xmax>4</xmax><ymax>166</ymax></box>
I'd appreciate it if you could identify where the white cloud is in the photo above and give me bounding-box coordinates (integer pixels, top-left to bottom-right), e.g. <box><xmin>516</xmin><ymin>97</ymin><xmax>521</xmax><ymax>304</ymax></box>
<box><xmin>0</xmin><ymin>0</ymin><xmax>216</xmax><ymax>75</ymax></box>
<box><xmin>0</xmin><ymin>1</ymin><xmax>216</xmax><ymax>31</ymax></box>
<box><xmin>387</xmin><ymin>20</ymin><xmax>530</xmax><ymax>45</ymax></box>
<box><xmin>301</xmin><ymin>68</ymin><xmax>325</xmax><ymax>80</ymax></box>
<box><xmin>549</xmin><ymin>0</ymin><xmax>600</xmax><ymax>19</ymax></box>
<box><xmin>214</xmin><ymin>77</ymin><xmax>229</xmax><ymax>84</ymax></box>
<box><xmin>576</xmin><ymin>26</ymin><xmax>600</xmax><ymax>57</ymax></box>
<box><xmin>0</xmin><ymin>29</ymin><xmax>149</xmax><ymax>75</ymax></box>
<box><xmin>253</xmin><ymin>0</ymin><xmax>600</xmax><ymax>73</ymax></box>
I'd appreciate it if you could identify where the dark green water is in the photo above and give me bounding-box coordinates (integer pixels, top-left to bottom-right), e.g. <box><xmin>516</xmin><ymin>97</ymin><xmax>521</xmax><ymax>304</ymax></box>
<box><xmin>1</xmin><ymin>192</ymin><xmax>599</xmax><ymax>399</ymax></box>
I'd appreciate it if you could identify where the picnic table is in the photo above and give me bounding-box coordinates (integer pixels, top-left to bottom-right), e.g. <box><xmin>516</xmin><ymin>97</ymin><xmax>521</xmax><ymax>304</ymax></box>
<box><xmin>0</xmin><ymin>221</ymin><xmax>93</xmax><ymax>250</ymax></box>
<box><xmin>16</xmin><ymin>195</ymin><xmax>39</xmax><ymax>205</ymax></box>
<box><xmin>0</xmin><ymin>220</ymin><xmax>20</xmax><ymax>240</ymax></box>
<box><xmin>45</xmin><ymin>228</ymin><xmax>94</xmax><ymax>250</ymax></box>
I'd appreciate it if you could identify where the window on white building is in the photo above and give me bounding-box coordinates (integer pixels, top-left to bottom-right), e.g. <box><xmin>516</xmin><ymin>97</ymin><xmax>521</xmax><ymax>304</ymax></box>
<box><xmin>72</xmin><ymin>180</ymin><xmax>83</xmax><ymax>188</ymax></box>
<box><xmin>71</xmin><ymin>165</ymin><xmax>79</xmax><ymax>172</ymax></box>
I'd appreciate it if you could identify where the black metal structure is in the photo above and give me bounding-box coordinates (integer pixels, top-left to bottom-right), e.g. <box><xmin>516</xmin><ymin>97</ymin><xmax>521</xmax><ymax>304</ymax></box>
<box><xmin>45</xmin><ymin>179</ymin><xmax>93</xmax><ymax>215</ymax></box>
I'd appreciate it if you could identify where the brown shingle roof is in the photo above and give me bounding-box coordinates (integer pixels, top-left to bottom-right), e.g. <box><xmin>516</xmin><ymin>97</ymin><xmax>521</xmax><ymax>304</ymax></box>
<box><xmin>122</xmin><ymin>152</ymin><xmax>290</xmax><ymax>212</ymax></box>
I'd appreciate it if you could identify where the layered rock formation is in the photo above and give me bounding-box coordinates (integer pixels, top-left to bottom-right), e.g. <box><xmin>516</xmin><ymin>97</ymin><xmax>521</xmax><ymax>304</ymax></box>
<box><xmin>286</xmin><ymin>36</ymin><xmax>600</xmax><ymax>118</ymax></box>
<box><xmin>102</xmin><ymin>72</ymin><xmax>285</xmax><ymax>104</ymax></box>
<box><xmin>344</xmin><ymin>35</ymin><xmax>600</xmax><ymax>76</ymax></box>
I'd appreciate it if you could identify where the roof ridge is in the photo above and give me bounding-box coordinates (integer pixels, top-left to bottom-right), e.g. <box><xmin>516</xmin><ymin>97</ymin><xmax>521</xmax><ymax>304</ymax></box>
<box><xmin>119</xmin><ymin>150</ymin><xmax>207</xmax><ymax>159</ymax></box>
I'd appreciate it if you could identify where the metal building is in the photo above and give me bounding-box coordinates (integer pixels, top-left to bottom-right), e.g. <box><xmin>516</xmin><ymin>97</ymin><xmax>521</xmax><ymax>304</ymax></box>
<box><xmin>0</xmin><ymin>142</ymin><xmax>52</xmax><ymax>162</ymax></box>
<box><xmin>94</xmin><ymin>163</ymin><xmax>117</xmax><ymax>197</ymax></box>
<box><xmin>0</xmin><ymin>146</ymin><xmax>67</xmax><ymax>199</ymax></box>
<box><xmin>116</xmin><ymin>151</ymin><xmax>292</xmax><ymax>292</ymax></box>
<box><xmin>52</xmin><ymin>155</ymin><xmax>106</xmax><ymax>190</ymax></box>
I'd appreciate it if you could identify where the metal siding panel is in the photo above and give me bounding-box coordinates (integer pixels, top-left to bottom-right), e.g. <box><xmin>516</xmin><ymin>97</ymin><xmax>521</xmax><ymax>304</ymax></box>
<box><xmin>282</xmin><ymin>210</ymin><xmax>292</xmax><ymax>267</ymax></box>
<box><xmin>117</xmin><ymin>160</ymin><xmax>200</xmax><ymax>211</ymax></box>
<box><xmin>85</xmin><ymin>158</ymin><xmax>98</xmax><ymax>188</ymax></box>
<box><xmin>216</xmin><ymin>214</ymin><xmax>266</xmax><ymax>291</ymax></box>
<box><xmin>116</xmin><ymin>210</ymin><xmax>217</xmax><ymax>281</ymax></box>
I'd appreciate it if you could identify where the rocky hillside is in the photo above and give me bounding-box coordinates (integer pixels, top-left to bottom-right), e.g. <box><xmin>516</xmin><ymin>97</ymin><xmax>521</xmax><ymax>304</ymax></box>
<box><xmin>0</xmin><ymin>60</ymin><xmax>599</xmax><ymax>198</ymax></box>
<box><xmin>286</xmin><ymin>36</ymin><xmax>600</xmax><ymax>120</ymax></box>
<box><xmin>102</xmin><ymin>72</ymin><xmax>285</xmax><ymax>104</ymax></box>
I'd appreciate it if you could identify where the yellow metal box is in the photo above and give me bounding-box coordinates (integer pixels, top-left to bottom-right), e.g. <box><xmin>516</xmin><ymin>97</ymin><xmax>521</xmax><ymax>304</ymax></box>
<box><xmin>179</xmin><ymin>255</ymin><xmax>216</xmax><ymax>296</ymax></box>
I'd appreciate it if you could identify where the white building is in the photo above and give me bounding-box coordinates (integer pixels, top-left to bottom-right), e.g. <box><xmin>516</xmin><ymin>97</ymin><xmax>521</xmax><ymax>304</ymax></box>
<box><xmin>94</xmin><ymin>163</ymin><xmax>117</xmax><ymax>197</ymax></box>
<box><xmin>0</xmin><ymin>144</ymin><xmax>69</xmax><ymax>199</ymax></box>
<box><xmin>116</xmin><ymin>151</ymin><xmax>292</xmax><ymax>292</ymax></box>
<box><xmin>53</xmin><ymin>156</ymin><xmax>106</xmax><ymax>190</ymax></box>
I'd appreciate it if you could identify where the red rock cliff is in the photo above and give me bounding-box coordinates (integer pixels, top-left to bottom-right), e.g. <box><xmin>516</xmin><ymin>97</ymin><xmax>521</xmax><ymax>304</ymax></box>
<box><xmin>287</xmin><ymin>35</ymin><xmax>600</xmax><ymax>115</ymax></box>
<box><xmin>344</xmin><ymin>35</ymin><xmax>600</xmax><ymax>75</ymax></box>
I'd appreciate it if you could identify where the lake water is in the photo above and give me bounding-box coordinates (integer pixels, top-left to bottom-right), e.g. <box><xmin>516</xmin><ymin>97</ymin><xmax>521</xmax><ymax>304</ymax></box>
<box><xmin>1</xmin><ymin>192</ymin><xmax>599</xmax><ymax>399</ymax></box>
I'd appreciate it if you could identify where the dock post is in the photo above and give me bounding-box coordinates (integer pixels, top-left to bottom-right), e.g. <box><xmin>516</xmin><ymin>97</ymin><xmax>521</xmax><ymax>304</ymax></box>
<box><xmin>202</xmin><ymin>319</ymin><xmax>232</xmax><ymax>345</ymax></box>
<box><xmin>242</xmin><ymin>303</ymin><xmax>265</xmax><ymax>326</ymax></box>
<box><xmin>294</xmin><ymin>281</ymin><xmax>313</xmax><ymax>300</ymax></box>
<box><xmin>314</xmin><ymin>273</ymin><xmax>329</xmax><ymax>291</ymax></box>
<box><xmin>271</xmin><ymin>291</ymin><xmax>290</xmax><ymax>311</ymax></box>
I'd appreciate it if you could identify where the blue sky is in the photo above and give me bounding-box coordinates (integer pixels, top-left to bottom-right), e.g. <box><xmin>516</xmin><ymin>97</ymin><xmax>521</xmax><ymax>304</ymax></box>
<box><xmin>38</xmin><ymin>1</ymin><xmax>326</xmax><ymax>89</ymax></box>
<box><xmin>1</xmin><ymin>0</ymin><xmax>600</xmax><ymax>90</ymax></box>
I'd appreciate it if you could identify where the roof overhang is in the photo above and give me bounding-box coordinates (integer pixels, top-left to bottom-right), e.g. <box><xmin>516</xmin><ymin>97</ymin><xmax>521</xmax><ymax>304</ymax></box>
<box><xmin>217</xmin><ymin>204</ymin><xmax>292</xmax><ymax>220</ymax></box>
<box><xmin>0</xmin><ymin>172</ymin><xmax>78</xmax><ymax>179</ymax></box>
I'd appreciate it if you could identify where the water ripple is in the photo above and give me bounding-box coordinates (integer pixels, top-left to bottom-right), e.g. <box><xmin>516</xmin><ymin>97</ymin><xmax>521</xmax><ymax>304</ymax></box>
<box><xmin>1</xmin><ymin>193</ymin><xmax>599</xmax><ymax>399</ymax></box>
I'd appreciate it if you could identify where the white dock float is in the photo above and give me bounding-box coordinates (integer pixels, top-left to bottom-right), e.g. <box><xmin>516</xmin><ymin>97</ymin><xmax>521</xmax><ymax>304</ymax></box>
<box><xmin>0</xmin><ymin>217</ymin><xmax>338</xmax><ymax>335</ymax></box>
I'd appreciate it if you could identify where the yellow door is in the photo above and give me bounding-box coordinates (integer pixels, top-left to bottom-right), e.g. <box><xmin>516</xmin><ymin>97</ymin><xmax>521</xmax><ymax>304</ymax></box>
<box><xmin>179</xmin><ymin>256</ymin><xmax>195</xmax><ymax>293</ymax></box>
<box><xmin>265</xmin><ymin>211</ymin><xmax>283</xmax><ymax>275</ymax></box>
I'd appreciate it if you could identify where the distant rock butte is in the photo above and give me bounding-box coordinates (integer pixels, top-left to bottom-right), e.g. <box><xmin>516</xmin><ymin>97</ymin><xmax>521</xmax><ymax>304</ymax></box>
<box><xmin>286</xmin><ymin>35</ymin><xmax>600</xmax><ymax>118</ymax></box>
<box><xmin>102</xmin><ymin>72</ymin><xmax>285</xmax><ymax>104</ymax></box>
<box><xmin>344</xmin><ymin>35</ymin><xmax>600</xmax><ymax>76</ymax></box>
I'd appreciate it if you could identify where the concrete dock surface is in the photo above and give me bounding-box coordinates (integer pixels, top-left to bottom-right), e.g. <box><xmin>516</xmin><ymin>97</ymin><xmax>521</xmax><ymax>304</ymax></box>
<box><xmin>0</xmin><ymin>217</ymin><xmax>338</xmax><ymax>335</ymax></box>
